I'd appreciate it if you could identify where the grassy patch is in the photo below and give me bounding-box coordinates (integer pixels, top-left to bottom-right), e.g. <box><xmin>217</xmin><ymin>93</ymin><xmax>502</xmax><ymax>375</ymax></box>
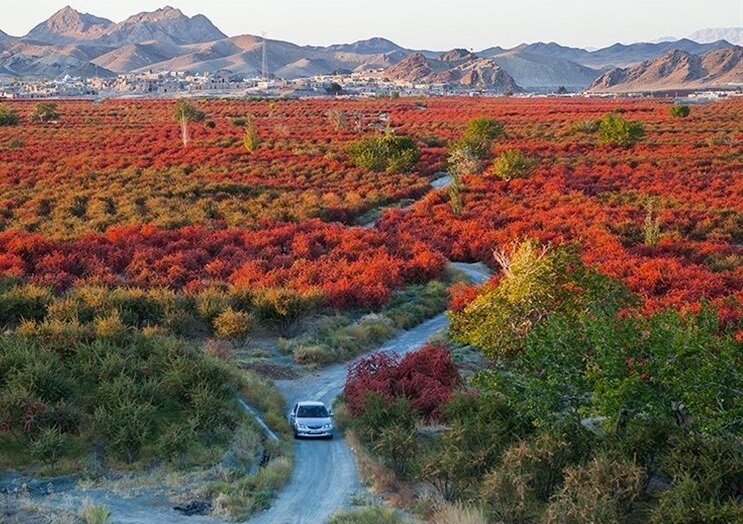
<box><xmin>210</xmin><ymin>456</ymin><xmax>292</xmax><ymax>521</ymax></box>
<box><xmin>279</xmin><ymin>279</ymin><xmax>450</xmax><ymax>367</ymax></box>
<box><xmin>328</xmin><ymin>505</ymin><xmax>410</xmax><ymax>524</ymax></box>
<box><xmin>237</xmin><ymin>369</ymin><xmax>291</xmax><ymax>437</ymax></box>
<box><xmin>80</xmin><ymin>502</ymin><xmax>112</xmax><ymax>524</ymax></box>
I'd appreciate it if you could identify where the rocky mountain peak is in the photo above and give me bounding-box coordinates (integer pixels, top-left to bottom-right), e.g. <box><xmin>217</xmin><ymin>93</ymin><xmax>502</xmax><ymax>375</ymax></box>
<box><xmin>439</xmin><ymin>48</ymin><xmax>475</xmax><ymax>61</ymax></box>
<box><xmin>124</xmin><ymin>6</ymin><xmax>186</xmax><ymax>24</ymax></box>
<box><xmin>27</xmin><ymin>5</ymin><xmax>113</xmax><ymax>43</ymax></box>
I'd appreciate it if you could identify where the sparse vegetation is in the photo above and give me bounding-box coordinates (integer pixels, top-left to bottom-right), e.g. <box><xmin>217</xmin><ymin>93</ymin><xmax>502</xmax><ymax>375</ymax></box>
<box><xmin>643</xmin><ymin>203</ymin><xmax>662</xmax><ymax>246</ymax></box>
<box><xmin>328</xmin><ymin>506</ymin><xmax>408</xmax><ymax>524</ymax></box>
<box><xmin>0</xmin><ymin>105</ymin><xmax>20</xmax><ymax>126</ymax></box>
<box><xmin>670</xmin><ymin>104</ymin><xmax>691</xmax><ymax>118</ymax></box>
<box><xmin>80</xmin><ymin>502</ymin><xmax>112</xmax><ymax>524</ymax></box>
<box><xmin>279</xmin><ymin>279</ymin><xmax>449</xmax><ymax>365</ymax></box>
<box><xmin>491</xmin><ymin>149</ymin><xmax>536</xmax><ymax>181</ymax></box>
<box><xmin>347</xmin><ymin>133</ymin><xmax>420</xmax><ymax>173</ymax></box>
<box><xmin>30</xmin><ymin>102</ymin><xmax>59</xmax><ymax>123</ymax></box>
<box><xmin>599</xmin><ymin>112</ymin><xmax>645</xmax><ymax>146</ymax></box>
<box><xmin>243</xmin><ymin>116</ymin><xmax>260</xmax><ymax>152</ymax></box>
<box><xmin>174</xmin><ymin>99</ymin><xmax>206</xmax><ymax>147</ymax></box>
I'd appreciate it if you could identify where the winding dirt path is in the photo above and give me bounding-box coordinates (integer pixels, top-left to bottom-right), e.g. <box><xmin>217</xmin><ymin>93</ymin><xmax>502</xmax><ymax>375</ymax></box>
<box><xmin>250</xmin><ymin>262</ymin><xmax>491</xmax><ymax>524</ymax></box>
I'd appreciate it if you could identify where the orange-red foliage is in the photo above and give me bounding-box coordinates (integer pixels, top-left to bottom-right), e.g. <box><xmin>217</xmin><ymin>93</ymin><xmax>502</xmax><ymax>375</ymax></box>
<box><xmin>0</xmin><ymin>97</ymin><xmax>740</xmax><ymax>318</ymax></box>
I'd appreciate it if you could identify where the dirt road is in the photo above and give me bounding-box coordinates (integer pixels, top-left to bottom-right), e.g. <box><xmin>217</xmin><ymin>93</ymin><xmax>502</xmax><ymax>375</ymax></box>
<box><xmin>250</xmin><ymin>262</ymin><xmax>491</xmax><ymax>524</ymax></box>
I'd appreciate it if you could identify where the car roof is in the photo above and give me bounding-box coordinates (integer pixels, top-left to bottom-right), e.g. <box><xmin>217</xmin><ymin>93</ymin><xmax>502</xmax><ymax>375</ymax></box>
<box><xmin>297</xmin><ymin>401</ymin><xmax>326</xmax><ymax>407</ymax></box>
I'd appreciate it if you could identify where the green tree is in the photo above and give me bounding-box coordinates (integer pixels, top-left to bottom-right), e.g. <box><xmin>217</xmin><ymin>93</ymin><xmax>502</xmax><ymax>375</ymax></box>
<box><xmin>174</xmin><ymin>99</ymin><xmax>206</xmax><ymax>147</ymax></box>
<box><xmin>670</xmin><ymin>105</ymin><xmax>691</xmax><ymax>118</ymax></box>
<box><xmin>0</xmin><ymin>105</ymin><xmax>20</xmax><ymax>126</ymax></box>
<box><xmin>347</xmin><ymin>134</ymin><xmax>420</xmax><ymax>173</ymax></box>
<box><xmin>448</xmin><ymin>141</ymin><xmax>483</xmax><ymax>177</ymax></box>
<box><xmin>450</xmin><ymin>240</ymin><xmax>623</xmax><ymax>357</ymax></box>
<box><xmin>599</xmin><ymin>112</ymin><xmax>645</xmax><ymax>146</ymax></box>
<box><xmin>31</xmin><ymin>103</ymin><xmax>59</xmax><ymax>123</ymax></box>
<box><xmin>325</xmin><ymin>82</ymin><xmax>343</xmax><ymax>96</ymax></box>
<box><xmin>421</xmin><ymin>391</ymin><xmax>529</xmax><ymax>501</ymax></box>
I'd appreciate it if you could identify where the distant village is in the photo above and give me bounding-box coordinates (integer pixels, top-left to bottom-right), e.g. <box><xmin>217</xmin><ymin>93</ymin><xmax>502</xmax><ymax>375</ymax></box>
<box><xmin>0</xmin><ymin>69</ymin><xmax>740</xmax><ymax>101</ymax></box>
<box><xmin>0</xmin><ymin>69</ymin><xmax>468</xmax><ymax>100</ymax></box>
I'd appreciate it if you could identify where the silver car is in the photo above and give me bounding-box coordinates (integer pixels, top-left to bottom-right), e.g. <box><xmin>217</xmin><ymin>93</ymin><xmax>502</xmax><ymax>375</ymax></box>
<box><xmin>289</xmin><ymin>401</ymin><xmax>334</xmax><ymax>439</ymax></box>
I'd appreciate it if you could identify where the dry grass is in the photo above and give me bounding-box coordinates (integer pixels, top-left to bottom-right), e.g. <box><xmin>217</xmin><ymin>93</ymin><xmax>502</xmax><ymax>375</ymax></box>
<box><xmin>80</xmin><ymin>501</ymin><xmax>111</xmax><ymax>524</ymax></box>
<box><xmin>430</xmin><ymin>502</ymin><xmax>487</xmax><ymax>524</ymax></box>
<box><xmin>346</xmin><ymin>429</ymin><xmax>417</xmax><ymax>510</ymax></box>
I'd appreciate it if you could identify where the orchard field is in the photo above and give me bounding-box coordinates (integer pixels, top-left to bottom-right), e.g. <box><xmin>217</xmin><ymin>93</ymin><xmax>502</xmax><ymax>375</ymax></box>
<box><xmin>0</xmin><ymin>97</ymin><xmax>740</xmax><ymax>322</ymax></box>
<box><xmin>0</xmin><ymin>95</ymin><xmax>741</xmax><ymax>521</ymax></box>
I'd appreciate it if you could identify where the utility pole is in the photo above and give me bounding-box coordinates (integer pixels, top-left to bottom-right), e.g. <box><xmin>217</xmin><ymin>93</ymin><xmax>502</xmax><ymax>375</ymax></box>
<box><xmin>261</xmin><ymin>31</ymin><xmax>269</xmax><ymax>79</ymax></box>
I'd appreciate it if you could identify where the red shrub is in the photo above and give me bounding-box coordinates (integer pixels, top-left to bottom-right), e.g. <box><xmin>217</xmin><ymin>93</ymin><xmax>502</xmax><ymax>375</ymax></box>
<box><xmin>344</xmin><ymin>344</ymin><xmax>460</xmax><ymax>420</ymax></box>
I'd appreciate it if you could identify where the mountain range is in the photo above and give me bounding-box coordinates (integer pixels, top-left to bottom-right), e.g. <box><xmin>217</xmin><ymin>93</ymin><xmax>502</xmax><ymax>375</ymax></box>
<box><xmin>689</xmin><ymin>27</ymin><xmax>743</xmax><ymax>46</ymax></box>
<box><xmin>589</xmin><ymin>47</ymin><xmax>743</xmax><ymax>92</ymax></box>
<box><xmin>1</xmin><ymin>6</ymin><xmax>742</xmax><ymax>93</ymax></box>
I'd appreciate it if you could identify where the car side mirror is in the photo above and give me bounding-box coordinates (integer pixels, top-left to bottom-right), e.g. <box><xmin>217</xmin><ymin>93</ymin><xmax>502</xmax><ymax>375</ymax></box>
<box><xmin>329</xmin><ymin>410</ymin><xmax>334</xmax><ymax>417</ymax></box>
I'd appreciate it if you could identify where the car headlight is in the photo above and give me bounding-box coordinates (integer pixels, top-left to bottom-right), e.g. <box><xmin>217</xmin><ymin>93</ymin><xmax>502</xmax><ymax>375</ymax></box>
<box><xmin>322</xmin><ymin>424</ymin><xmax>333</xmax><ymax>430</ymax></box>
<box><xmin>297</xmin><ymin>424</ymin><xmax>309</xmax><ymax>430</ymax></box>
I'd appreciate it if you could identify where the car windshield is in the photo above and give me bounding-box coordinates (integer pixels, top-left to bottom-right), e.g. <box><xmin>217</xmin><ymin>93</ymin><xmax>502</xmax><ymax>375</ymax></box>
<box><xmin>297</xmin><ymin>405</ymin><xmax>329</xmax><ymax>418</ymax></box>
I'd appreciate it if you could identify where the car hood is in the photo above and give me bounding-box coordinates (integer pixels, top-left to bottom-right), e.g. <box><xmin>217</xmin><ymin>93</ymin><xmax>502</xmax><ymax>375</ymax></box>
<box><xmin>295</xmin><ymin>417</ymin><xmax>332</xmax><ymax>426</ymax></box>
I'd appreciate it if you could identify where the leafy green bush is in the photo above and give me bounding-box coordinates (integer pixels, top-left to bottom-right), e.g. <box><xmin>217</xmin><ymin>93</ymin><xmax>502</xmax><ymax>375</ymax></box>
<box><xmin>0</xmin><ymin>331</ymin><xmax>240</xmax><ymax>466</ymax></box>
<box><xmin>450</xmin><ymin>240</ymin><xmax>628</xmax><ymax>357</ymax></box>
<box><xmin>650</xmin><ymin>434</ymin><xmax>743</xmax><ymax>523</ymax></box>
<box><xmin>482</xmin><ymin>426</ymin><xmax>592</xmax><ymax>522</ymax></box>
<box><xmin>29</xmin><ymin>426</ymin><xmax>68</xmax><ymax>464</ymax></box>
<box><xmin>349</xmin><ymin>394</ymin><xmax>421</xmax><ymax>479</ymax></box>
<box><xmin>599</xmin><ymin>112</ymin><xmax>645</xmax><ymax>146</ymax></box>
<box><xmin>651</xmin><ymin>476</ymin><xmax>743</xmax><ymax>524</ymax></box>
<box><xmin>587</xmin><ymin>307</ymin><xmax>743</xmax><ymax>436</ymax></box>
<box><xmin>31</xmin><ymin>102</ymin><xmax>59</xmax><ymax>123</ymax></box>
<box><xmin>491</xmin><ymin>149</ymin><xmax>537</xmax><ymax>181</ymax></box>
<box><xmin>213</xmin><ymin>307</ymin><xmax>252</xmax><ymax>342</ymax></box>
<box><xmin>542</xmin><ymin>455</ymin><xmax>646</xmax><ymax>524</ymax></box>
<box><xmin>0</xmin><ymin>284</ymin><xmax>52</xmax><ymax>326</ymax></box>
<box><xmin>463</xmin><ymin>117</ymin><xmax>504</xmax><ymax>148</ymax></box>
<box><xmin>0</xmin><ymin>105</ymin><xmax>20</xmax><ymax>126</ymax></box>
<box><xmin>670</xmin><ymin>105</ymin><xmax>691</xmax><ymax>118</ymax></box>
<box><xmin>347</xmin><ymin>134</ymin><xmax>420</xmax><ymax>173</ymax></box>
<box><xmin>448</xmin><ymin>118</ymin><xmax>504</xmax><ymax>169</ymax></box>
<box><xmin>421</xmin><ymin>391</ymin><xmax>530</xmax><ymax>501</ymax></box>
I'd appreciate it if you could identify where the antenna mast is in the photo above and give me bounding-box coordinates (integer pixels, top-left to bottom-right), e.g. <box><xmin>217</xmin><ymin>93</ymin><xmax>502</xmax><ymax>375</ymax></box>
<box><xmin>261</xmin><ymin>31</ymin><xmax>269</xmax><ymax>79</ymax></box>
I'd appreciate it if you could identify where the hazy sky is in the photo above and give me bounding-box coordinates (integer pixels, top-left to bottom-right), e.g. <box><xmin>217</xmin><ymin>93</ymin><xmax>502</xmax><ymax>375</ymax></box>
<box><xmin>3</xmin><ymin>0</ymin><xmax>743</xmax><ymax>49</ymax></box>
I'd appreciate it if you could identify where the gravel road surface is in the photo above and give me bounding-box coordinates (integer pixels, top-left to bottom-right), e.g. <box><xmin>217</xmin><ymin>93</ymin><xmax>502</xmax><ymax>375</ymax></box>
<box><xmin>250</xmin><ymin>262</ymin><xmax>491</xmax><ymax>524</ymax></box>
